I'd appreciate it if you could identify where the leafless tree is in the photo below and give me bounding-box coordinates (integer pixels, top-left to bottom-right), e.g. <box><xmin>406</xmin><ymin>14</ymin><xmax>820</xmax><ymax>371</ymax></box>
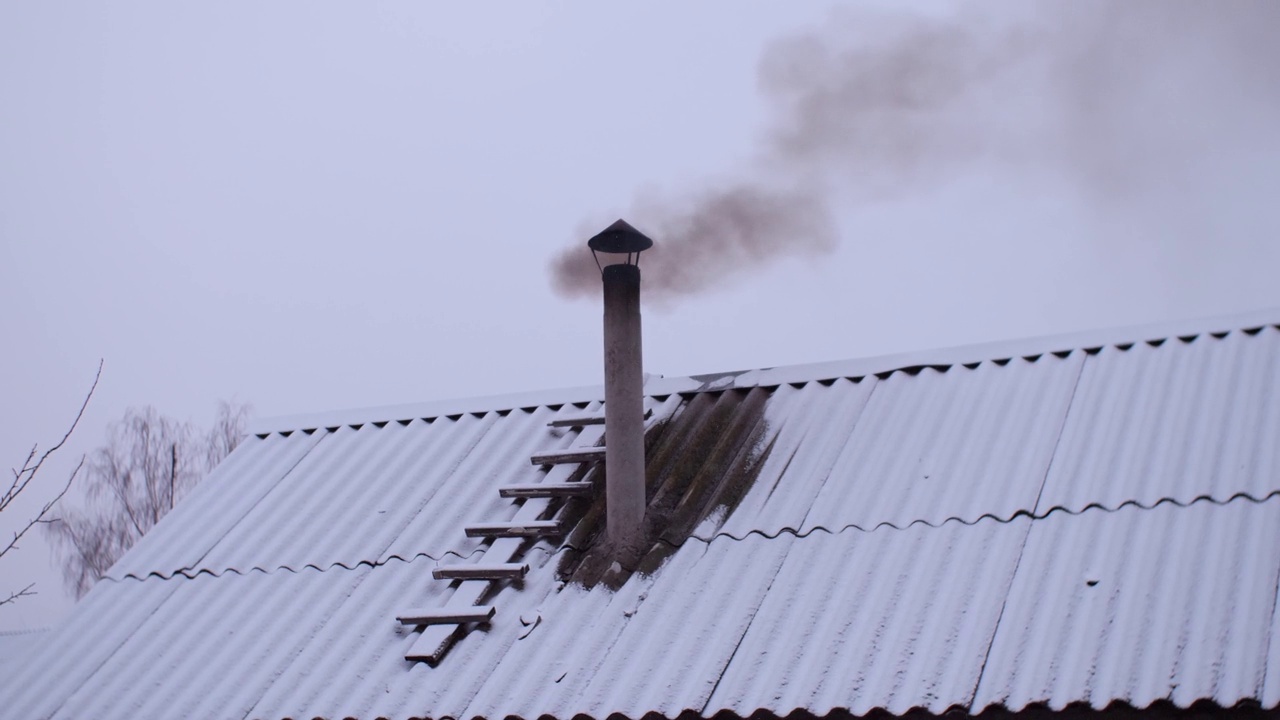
<box><xmin>44</xmin><ymin>401</ymin><xmax>250</xmax><ymax>599</ymax></box>
<box><xmin>1</xmin><ymin>360</ymin><xmax>102</xmax><ymax>608</ymax></box>
<box><xmin>205</xmin><ymin>400</ymin><xmax>250</xmax><ymax>471</ymax></box>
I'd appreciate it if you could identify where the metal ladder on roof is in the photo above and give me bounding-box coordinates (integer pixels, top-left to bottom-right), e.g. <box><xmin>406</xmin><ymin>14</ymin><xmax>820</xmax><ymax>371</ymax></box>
<box><xmin>395</xmin><ymin>408</ymin><xmax>611</xmax><ymax>664</ymax></box>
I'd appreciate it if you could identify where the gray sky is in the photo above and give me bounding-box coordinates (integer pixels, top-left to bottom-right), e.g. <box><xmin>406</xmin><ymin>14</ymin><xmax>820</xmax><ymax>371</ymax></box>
<box><xmin>3</xmin><ymin>1</ymin><xmax>1279</xmax><ymax>631</ymax></box>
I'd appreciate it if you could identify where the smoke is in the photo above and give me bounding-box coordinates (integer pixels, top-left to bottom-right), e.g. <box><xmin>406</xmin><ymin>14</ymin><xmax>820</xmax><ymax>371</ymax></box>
<box><xmin>551</xmin><ymin>1</ymin><xmax>1280</xmax><ymax>301</ymax></box>
<box><xmin>550</xmin><ymin>182</ymin><xmax>837</xmax><ymax>300</ymax></box>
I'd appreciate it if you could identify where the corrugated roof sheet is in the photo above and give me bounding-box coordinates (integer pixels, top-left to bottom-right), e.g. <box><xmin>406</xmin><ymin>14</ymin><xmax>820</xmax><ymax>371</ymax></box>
<box><xmin>976</xmin><ymin>500</ymin><xmax>1280</xmax><ymax>712</ymax></box>
<box><xmin>0</xmin><ymin>627</ymin><xmax>49</xmax><ymax>699</ymax></box>
<box><xmin>1037</xmin><ymin>330</ymin><xmax>1280</xmax><ymax>513</ymax></box>
<box><xmin>797</xmin><ymin>353</ymin><xmax>1083</xmax><ymax>533</ymax></box>
<box><xmin>11</xmin><ymin>309</ymin><xmax>1280</xmax><ymax>720</ymax></box>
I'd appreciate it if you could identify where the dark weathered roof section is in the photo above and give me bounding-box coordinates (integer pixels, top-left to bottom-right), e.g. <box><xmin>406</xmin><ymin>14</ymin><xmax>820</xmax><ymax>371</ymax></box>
<box><xmin>7</xmin><ymin>309</ymin><xmax>1280</xmax><ymax>720</ymax></box>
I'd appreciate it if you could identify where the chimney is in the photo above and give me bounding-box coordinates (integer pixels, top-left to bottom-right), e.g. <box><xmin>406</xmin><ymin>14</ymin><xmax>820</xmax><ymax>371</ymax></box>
<box><xmin>587</xmin><ymin>219</ymin><xmax>653</xmax><ymax>565</ymax></box>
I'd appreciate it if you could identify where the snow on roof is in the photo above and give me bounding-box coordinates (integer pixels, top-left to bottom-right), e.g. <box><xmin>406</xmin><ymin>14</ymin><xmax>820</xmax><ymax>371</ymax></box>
<box><xmin>0</xmin><ymin>627</ymin><xmax>49</xmax><ymax>694</ymax></box>
<box><xmin>8</xmin><ymin>308</ymin><xmax>1280</xmax><ymax>720</ymax></box>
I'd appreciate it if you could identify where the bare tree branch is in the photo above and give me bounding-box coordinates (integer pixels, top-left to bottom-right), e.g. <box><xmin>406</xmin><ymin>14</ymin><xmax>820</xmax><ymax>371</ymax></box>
<box><xmin>1</xmin><ymin>456</ymin><xmax>84</xmax><ymax>560</ymax></box>
<box><xmin>0</xmin><ymin>583</ymin><xmax>37</xmax><ymax>608</ymax></box>
<box><xmin>0</xmin><ymin>360</ymin><xmax>101</xmax><ymax>516</ymax></box>
<box><xmin>2</xmin><ymin>359</ymin><xmax>102</xmax><ymax>610</ymax></box>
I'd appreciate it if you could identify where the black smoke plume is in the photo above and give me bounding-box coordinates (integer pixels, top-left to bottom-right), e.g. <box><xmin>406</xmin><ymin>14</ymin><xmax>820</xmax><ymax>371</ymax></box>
<box><xmin>551</xmin><ymin>2</ymin><xmax>1280</xmax><ymax>301</ymax></box>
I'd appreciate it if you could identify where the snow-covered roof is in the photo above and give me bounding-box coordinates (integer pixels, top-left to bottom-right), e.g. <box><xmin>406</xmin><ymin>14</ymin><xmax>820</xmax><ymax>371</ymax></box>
<box><xmin>9</xmin><ymin>308</ymin><xmax>1280</xmax><ymax>720</ymax></box>
<box><xmin>0</xmin><ymin>627</ymin><xmax>49</xmax><ymax>692</ymax></box>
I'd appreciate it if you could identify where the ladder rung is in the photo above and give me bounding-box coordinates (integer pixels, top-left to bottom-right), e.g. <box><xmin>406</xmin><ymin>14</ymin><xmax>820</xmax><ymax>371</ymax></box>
<box><xmin>406</xmin><ymin>626</ymin><xmax>453</xmax><ymax>663</ymax></box>
<box><xmin>499</xmin><ymin>482</ymin><xmax>595</xmax><ymax>499</ymax></box>
<box><xmin>464</xmin><ymin>521</ymin><xmax>563</xmax><ymax>538</ymax></box>
<box><xmin>547</xmin><ymin>408</ymin><xmax>652</xmax><ymax>428</ymax></box>
<box><xmin>397</xmin><ymin>605</ymin><xmax>495</xmax><ymax>626</ymax></box>
<box><xmin>432</xmin><ymin>563</ymin><xmax>528</xmax><ymax>581</ymax></box>
<box><xmin>548</xmin><ymin>414</ymin><xmax>606</xmax><ymax>427</ymax></box>
<box><xmin>530</xmin><ymin>447</ymin><xmax>606</xmax><ymax>466</ymax></box>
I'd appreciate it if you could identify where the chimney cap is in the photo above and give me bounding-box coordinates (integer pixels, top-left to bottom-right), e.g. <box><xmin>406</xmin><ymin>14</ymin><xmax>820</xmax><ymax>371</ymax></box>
<box><xmin>588</xmin><ymin>219</ymin><xmax>654</xmax><ymax>255</ymax></box>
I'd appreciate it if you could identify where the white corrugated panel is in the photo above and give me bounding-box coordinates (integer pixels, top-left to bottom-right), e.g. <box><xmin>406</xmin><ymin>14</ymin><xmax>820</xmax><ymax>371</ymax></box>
<box><xmin>5</xmin><ymin>577</ymin><xmax>182</xmax><ymax>719</ymax></box>
<box><xmin>13</xmin><ymin>518</ymin><xmax>1033</xmax><ymax>720</ymax></box>
<box><xmin>1266</xmin><ymin>547</ymin><xmax>1280</xmax><ymax>708</ymax></box>
<box><xmin>17</xmin><ymin>501</ymin><xmax>1280</xmax><ymax>719</ymax></box>
<box><xmin>0</xmin><ymin>629</ymin><xmax>48</xmax><ymax>704</ymax></box>
<box><xmin>14</xmin><ymin>311</ymin><xmax>1280</xmax><ymax>720</ymax></box>
<box><xmin>799</xmin><ymin>354</ymin><xmax>1083</xmax><ymax>533</ymax></box>
<box><xmin>181</xmin><ymin>403</ymin><xmax>609</xmax><ymax>576</ymax></box>
<box><xmin>249</xmin><ymin>544</ymin><xmax>647</xmax><ymax>720</ymax></box>
<box><xmin>197</xmin><ymin>413</ymin><xmax>503</xmax><ymax>573</ymax></box>
<box><xmin>247</xmin><ymin>557</ymin><xmax>467</xmax><ymax>719</ymax></box>
<box><xmin>455</xmin><ymin>549</ymin><xmax>684</xmax><ymax>720</ymax></box>
<box><xmin>48</xmin><ymin>568</ymin><xmax>370</xmax><ymax>720</ymax></box>
<box><xmin>1037</xmin><ymin>328</ymin><xmax>1280</xmax><ymax>514</ymax></box>
<box><xmin>0</xmin><ymin>628</ymin><xmax>46</xmax><ymax>665</ymax></box>
<box><xmin>105</xmin><ymin>429</ymin><xmax>326</xmax><ymax>580</ymax></box>
<box><xmin>706</xmin><ymin>518</ymin><xmax>1030</xmax><ymax>717</ymax></box>
<box><xmin>974</xmin><ymin>499</ymin><xmax>1280</xmax><ymax>712</ymax></box>
<box><xmin>703</xmin><ymin>378</ymin><xmax>876</xmax><ymax>540</ymax></box>
<box><xmin>553</xmin><ymin>534</ymin><xmax>794</xmax><ymax>719</ymax></box>
<box><xmin>382</xmin><ymin>402</ymin><xmax>606</xmax><ymax>565</ymax></box>
<box><xmin>13</xmin><ymin>524</ymin><xmax>1020</xmax><ymax>720</ymax></box>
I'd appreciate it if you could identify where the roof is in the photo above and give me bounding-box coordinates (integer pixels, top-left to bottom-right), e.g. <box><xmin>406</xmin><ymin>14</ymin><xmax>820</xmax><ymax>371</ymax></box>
<box><xmin>0</xmin><ymin>628</ymin><xmax>49</xmax><ymax>684</ymax></box>
<box><xmin>9</xmin><ymin>307</ymin><xmax>1280</xmax><ymax>720</ymax></box>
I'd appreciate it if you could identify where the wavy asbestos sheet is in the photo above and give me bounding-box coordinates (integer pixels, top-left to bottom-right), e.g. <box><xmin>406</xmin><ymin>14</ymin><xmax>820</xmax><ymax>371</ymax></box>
<box><xmin>974</xmin><ymin>498</ymin><xmax>1280</xmax><ymax>712</ymax></box>
<box><xmin>1037</xmin><ymin>327</ymin><xmax>1280</xmax><ymax>514</ymax></box>
<box><xmin>105</xmin><ymin>429</ymin><xmax>326</xmax><ymax>580</ymax></box>
<box><xmin>797</xmin><ymin>353</ymin><xmax>1084</xmax><ymax>535</ymax></box>
<box><xmin>20</xmin><ymin>310</ymin><xmax>1280</xmax><ymax>720</ymax></box>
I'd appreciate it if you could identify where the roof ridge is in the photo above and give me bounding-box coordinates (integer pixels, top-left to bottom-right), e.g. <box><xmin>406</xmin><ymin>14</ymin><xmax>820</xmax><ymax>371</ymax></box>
<box><xmin>249</xmin><ymin>306</ymin><xmax>1280</xmax><ymax>434</ymax></box>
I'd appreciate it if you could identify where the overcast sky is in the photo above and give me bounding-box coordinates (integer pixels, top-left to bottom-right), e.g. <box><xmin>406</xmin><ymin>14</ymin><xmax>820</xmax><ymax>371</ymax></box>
<box><xmin>3</xmin><ymin>2</ymin><xmax>1279</xmax><ymax>631</ymax></box>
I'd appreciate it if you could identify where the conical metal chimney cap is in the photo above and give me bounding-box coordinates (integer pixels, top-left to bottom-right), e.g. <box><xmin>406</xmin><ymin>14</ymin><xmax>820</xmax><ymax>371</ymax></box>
<box><xmin>587</xmin><ymin>219</ymin><xmax>654</xmax><ymax>254</ymax></box>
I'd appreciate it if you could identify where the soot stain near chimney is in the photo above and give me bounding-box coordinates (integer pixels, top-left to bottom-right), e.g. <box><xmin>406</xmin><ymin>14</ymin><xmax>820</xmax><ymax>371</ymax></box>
<box><xmin>556</xmin><ymin>388</ymin><xmax>774</xmax><ymax>591</ymax></box>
